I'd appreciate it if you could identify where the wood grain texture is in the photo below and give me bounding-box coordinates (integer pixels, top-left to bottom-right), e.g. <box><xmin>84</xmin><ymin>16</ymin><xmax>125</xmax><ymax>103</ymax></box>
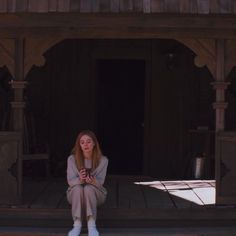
<box><xmin>70</xmin><ymin>0</ymin><xmax>80</xmax><ymax>12</ymax></box>
<box><xmin>16</xmin><ymin>0</ymin><xmax>28</xmax><ymax>12</ymax></box>
<box><xmin>28</xmin><ymin>0</ymin><xmax>49</xmax><ymax>12</ymax></box>
<box><xmin>0</xmin><ymin>0</ymin><xmax>7</xmax><ymax>12</ymax></box>
<box><xmin>151</xmin><ymin>0</ymin><xmax>164</xmax><ymax>13</ymax></box>
<box><xmin>209</xmin><ymin>0</ymin><xmax>219</xmax><ymax>13</ymax></box>
<box><xmin>197</xmin><ymin>0</ymin><xmax>210</xmax><ymax>14</ymax></box>
<box><xmin>165</xmin><ymin>0</ymin><xmax>179</xmax><ymax>12</ymax></box>
<box><xmin>233</xmin><ymin>0</ymin><xmax>236</xmax><ymax>13</ymax></box>
<box><xmin>99</xmin><ymin>0</ymin><xmax>110</xmax><ymax>12</ymax></box>
<box><xmin>110</xmin><ymin>0</ymin><xmax>119</xmax><ymax>12</ymax></box>
<box><xmin>0</xmin><ymin>0</ymin><xmax>233</xmax><ymax>13</ymax></box>
<box><xmin>48</xmin><ymin>0</ymin><xmax>58</xmax><ymax>11</ymax></box>
<box><xmin>218</xmin><ymin>0</ymin><xmax>231</xmax><ymax>13</ymax></box>
<box><xmin>80</xmin><ymin>0</ymin><xmax>91</xmax><ymax>12</ymax></box>
<box><xmin>143</xmin><ymin>0</ymin><xmax>151</xmax><ymax>13</ymax></box>
<box><xmin>58</xmin><ymin>0</ymin><xmax>70</xmax><ymax>12</ymax></box>
<box><xmin>120</xmin><ymin>0</ymin><xmax>133</xmax><ymax>12</ymax></box>
<box><xmin>133</xmin><ymin>0</ymin><xmax>143</xmax><ymax>12</ymax></box>
<box><xmin>179</xmin><ymin>0</ymin><xmax>189</xmax><ymax>13</ymax></box>
<box><xmin>91</xmin><ymin>0</ymin><xmax>99</xmax><ymax>12</ymax></box>
<box><xmin>189</xmin><ymin>0</ymin><xmax>198</xmax><ymax>13</ymax></box>
<box><xmin>7</xmin><ymin>0</ymin><xmax>16</xmax><ymax>12</ymax></box>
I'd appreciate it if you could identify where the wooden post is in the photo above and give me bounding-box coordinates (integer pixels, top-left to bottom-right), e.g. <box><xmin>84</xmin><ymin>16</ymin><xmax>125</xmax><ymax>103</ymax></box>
<box><xmin>211</xmin><ymin>39</ymin><xmax>229</xmax><ymax>132</ymax></box>
<box><xmin>9</xmin><ymin>38</ymin><xmax>27</xmax><ymax>200</ymax></box>
<box><xmin>212</xmin><ymin>39</ymin><xmax>232</xmax><ymax>205</ymax></box>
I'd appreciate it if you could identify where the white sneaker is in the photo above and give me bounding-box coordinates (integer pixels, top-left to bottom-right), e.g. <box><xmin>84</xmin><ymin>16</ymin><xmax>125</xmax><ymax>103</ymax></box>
<box><xmin>88</xmin><ymin>226</ymin><xmax>99</xmax><ymax>236</ymax></box>
<box><xmin>68</xmin><ymin>226</ymin><xmax>81</xmax><ymax>236</ymax></box>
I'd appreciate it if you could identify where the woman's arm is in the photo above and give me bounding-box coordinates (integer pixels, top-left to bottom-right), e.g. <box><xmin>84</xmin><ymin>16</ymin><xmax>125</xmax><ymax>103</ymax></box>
<box><xmin>67</xmin><ymin>155</ymin><xmax>85</xmax><ymax>187</ymax></box>
<box><xmin>86</xmin><ymin>156</ymin><xmax>108</xmax><ymax>189</ymax></box>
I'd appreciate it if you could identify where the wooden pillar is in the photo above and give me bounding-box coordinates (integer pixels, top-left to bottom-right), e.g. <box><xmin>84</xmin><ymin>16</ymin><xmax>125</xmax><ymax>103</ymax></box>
<box><xmin>211</xmin><ymin>39</ymin><xmax>229</xmax><ymax>132</ymax></box>
<box><xmin>9</xmin><ymin>38</ymin><xmax>26</xmax><ymax>199</ymax></box>
<box><xmin>10</xmin><ymin>38</ymin><xmax>27</xmax><ymax>132</ymax></box>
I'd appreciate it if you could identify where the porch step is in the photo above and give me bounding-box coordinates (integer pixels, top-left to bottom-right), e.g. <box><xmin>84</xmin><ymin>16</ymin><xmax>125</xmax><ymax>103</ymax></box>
<box><xmin>0</xmin><ymin>207</ymin><xmax>236</xmax><ymax>228</ymax></box>
<box><xmin>0</xmin><ymin>227</ymin><xmax>236</xmax><ymax>236</ymax></box>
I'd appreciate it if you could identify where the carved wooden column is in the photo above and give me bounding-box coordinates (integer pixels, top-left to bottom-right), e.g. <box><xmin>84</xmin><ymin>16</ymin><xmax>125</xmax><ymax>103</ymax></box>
<box><xmin>211</xmin><ymin>40</ymin><xmax>229</xmax><ymax>132</ymax></box>
<box><xmin>212</xmin><ymin>82</ymin><xmax>229</xmax><ymax>131</ymax></box>
<box><xmin>9</xmin><ymin>38</ymin><xmax>26</xmax><ymax>199</ymax></box>
<box><xmin>11</xmin><ymin>38</ymin><xmax>26</xmax><ymax>130</ymax></box>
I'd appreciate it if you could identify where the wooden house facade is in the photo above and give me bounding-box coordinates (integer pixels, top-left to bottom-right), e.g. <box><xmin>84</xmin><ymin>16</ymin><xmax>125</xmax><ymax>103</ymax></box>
<box><xmin>0</xmin><ymin>0</ymin><xmax>236</xmax><ymax>206</ymax></box>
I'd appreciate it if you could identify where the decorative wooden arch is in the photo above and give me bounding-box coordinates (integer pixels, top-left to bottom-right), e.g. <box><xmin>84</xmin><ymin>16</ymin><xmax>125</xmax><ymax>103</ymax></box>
<box><xmin>25</xmin><ymin>37</ymin><xmax>218</xmax><ymax>78</ymax></box>
<box><xmin>1</xmin><ymin>37</ymin><xmax>236</xmax><ymax>80</ymax></box>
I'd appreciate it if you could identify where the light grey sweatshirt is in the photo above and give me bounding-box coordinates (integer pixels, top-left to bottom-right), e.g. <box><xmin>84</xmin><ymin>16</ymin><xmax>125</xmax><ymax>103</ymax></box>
<box><xmin>67</xmin><ymin>155</ymin><xmax>108</xmax><ymax>195</ymax></box>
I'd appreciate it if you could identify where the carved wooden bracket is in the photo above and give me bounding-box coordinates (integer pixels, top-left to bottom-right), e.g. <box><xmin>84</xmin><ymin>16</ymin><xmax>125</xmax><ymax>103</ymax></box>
<box><xmin>176</xmin><ymin>38</ymin><xmax>216</xmax><ymax>77</ymax></box>
<box><xmin>24</xmin><ymin>37</ymin><xmax>65</xmax><ymax>77</ymax></box>
<box><xmin>0</xmin><ymin>39</ymin><xmax>15</xmax><ymax>78</ymax></box>
<box><xmin>176</xmin><ymin>38</ymin><xmax>236</xmax><ymax>80</ymax></box>
<box><xmin>225</xmin><ymin>40</ymin><xmax>236</xmax><ymax>78</ymax></box>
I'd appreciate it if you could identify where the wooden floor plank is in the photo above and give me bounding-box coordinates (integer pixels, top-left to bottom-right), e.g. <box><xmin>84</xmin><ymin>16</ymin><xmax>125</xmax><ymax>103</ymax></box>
<box><xmin>185</xmin><ymin>180</ymin><xmax>215</xmax><ymax>205</ymax></box>
<box><xmin>30</xmin><ymin>179</ymin><xmax>67</xmax><ymax>209</ymax></box>
<box><xmin>138</xmin><ymin>180</ymin><xmax>175</xmax><ymax>209</ymax></box>
<box><xmin>162</xmin><ymin>181</ymin><xmax>202</xmax><ymax>208</ymax></box>
<box><xmin>42</xmin><ymin>179</ymin><xmax>67</xmax><ymax>209</ymax></box>
<box><xmin>118</xmin><ymin>180</ymin><xmax>146</xmax><ymax>208</ymax></box>
<box><xmin>21</xmin><ymin>179</ymin><xmax>49</xmax><ymax>208</ymax></box>
<box><xmin>57</xmin><ymin>194</ymin><xmax>70</xmax><ymax>209</ymax></box>
<box><xmin>102</xmin><ymin>177</ymin><xmax>118</xmax><ymax>208</ymax></box>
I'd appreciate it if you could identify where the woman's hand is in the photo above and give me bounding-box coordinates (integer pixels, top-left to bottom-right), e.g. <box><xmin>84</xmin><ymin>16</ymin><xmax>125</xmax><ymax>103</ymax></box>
<box><xmin>79</xmin><ymin>168</ymin><xmax>87</xmax><ymax>182</ymax></box>
<box><xmin>85</xmin><ymin>175</ymin><xmax>95</xmax><ymax>185</ymax></box>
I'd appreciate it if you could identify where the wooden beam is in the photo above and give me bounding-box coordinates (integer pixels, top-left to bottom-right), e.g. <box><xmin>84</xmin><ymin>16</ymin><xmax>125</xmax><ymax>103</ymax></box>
<box><xmin>0</xmin><ymin>13</ymin><xmax>236</xmax><ymax>30</ymax></box>
<box><xmin>1</xmin><ymin>13</ymin><xmax>236</xmax><ymax>30</ymax></box>
<box><xmin>0</xmin><ymin>27</ymin><xmax>236</xmax><ymax>39</ymax></box>
<box><xmin>0</xmin><ymin>14</ymin><xmax>236</xmax><ymax>39</ymax></box>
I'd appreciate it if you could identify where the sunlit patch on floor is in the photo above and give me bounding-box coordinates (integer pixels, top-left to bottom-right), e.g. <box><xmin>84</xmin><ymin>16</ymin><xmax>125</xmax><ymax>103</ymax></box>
<box><xmin>134</xmin><ymin>180</ymin><xmax>216</xmax><ymax>205</ymax></box>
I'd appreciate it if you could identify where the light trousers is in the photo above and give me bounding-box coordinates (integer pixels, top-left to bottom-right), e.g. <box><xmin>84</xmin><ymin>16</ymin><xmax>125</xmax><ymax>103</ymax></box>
<box><xmin>67</xmin><ymin>184</ymin><xmax>106</xmax><ymax>221</ymax></box>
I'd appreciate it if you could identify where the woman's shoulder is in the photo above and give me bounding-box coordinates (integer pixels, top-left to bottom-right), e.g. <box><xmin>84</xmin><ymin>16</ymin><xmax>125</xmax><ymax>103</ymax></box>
<box><xmin>100</xmin><ymin>155</ymin><xmax>108</xmax><ymax>164</ymax></box>
<box><xmin>67</xmin><ymin>154</ymin><xmax>75</xmax><ymax>162</ymax></box>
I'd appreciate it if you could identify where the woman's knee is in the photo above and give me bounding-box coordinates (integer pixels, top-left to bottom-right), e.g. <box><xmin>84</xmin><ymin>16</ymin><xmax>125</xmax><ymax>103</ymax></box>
<box><xmin>84</xmin><ymin>185</ymin><xmax>105</xmax><ymax>204</ymax></box>
<box><xmin>67</xmin><ymin>185</ymin><xmax>84</xmax><ymax>202</ymax></box>
<box><xmin>84</xmin><ymin>184</ymin><xmax>96</xmax><ymax>195</ymax></box>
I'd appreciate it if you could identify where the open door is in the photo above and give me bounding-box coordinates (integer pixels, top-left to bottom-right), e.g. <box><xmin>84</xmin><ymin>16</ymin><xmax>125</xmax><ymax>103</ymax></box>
<box><xmin>215</xmin><ymin>131</ymin><xmax>236</xmax><ymax>204</ymax></box>
<box><xmin>95</xmin><ymin>59</ymin><xmax>145</xmax><ymax>175</ymax></box>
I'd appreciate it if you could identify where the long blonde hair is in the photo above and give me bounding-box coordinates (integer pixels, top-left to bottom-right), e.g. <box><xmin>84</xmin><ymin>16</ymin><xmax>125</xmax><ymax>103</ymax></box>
<box><xmin>71</xmin><ymin>130</ymin><xmax>102</xmax><ymax>171</ymax></box>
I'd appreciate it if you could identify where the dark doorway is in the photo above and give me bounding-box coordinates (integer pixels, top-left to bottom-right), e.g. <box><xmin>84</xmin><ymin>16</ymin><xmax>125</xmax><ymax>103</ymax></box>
<box><xmin>95</xmin><ymin>59</ymin><xmax>146</xmax><ymax>175</ymax></box>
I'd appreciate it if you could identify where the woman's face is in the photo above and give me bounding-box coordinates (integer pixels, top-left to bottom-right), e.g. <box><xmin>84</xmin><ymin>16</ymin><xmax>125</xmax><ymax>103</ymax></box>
<box><xmin>79</xmin><ymin>134</ymin><xmax>95</xmax><ymax>155</ymax></box>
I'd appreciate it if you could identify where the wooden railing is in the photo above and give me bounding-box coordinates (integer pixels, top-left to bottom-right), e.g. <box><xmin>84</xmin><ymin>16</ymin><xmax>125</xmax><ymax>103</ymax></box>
<box><xmin>0</xmin><ymin>0</ymin><xmax>235</xmax><ymax>14</ymax></box>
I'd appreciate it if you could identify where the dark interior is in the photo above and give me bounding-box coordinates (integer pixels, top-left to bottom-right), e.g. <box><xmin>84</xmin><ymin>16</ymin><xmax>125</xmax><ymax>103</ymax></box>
<box><xmin>96</xmin><ymin>59</ymin><xmax>145</xmax><ymax>175</ymax></box>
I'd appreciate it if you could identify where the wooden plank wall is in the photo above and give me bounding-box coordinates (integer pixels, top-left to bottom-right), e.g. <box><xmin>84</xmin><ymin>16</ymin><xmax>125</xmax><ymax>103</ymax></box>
<box><xmin>1</xmin><ymin>0</ymin><xmax>236</xmax><ymax>14</ymax></box>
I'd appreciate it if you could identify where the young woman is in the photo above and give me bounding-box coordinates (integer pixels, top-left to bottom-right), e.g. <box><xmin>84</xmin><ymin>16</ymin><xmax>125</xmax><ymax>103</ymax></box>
<box><xmin>67</xmin><ymin>130</ymin><xmax>108</xmax><ymax>236</ymax></box>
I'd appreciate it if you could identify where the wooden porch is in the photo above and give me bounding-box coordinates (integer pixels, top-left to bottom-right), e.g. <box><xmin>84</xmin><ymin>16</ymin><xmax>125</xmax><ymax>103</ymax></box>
<box><xmin>0</xmin><ymin>175</ymin><xmax>236</xmax><ymax>229</ymax></box>
<box><xmin>20</xmin><ymin>175</ymin><xmax>216</xmax><ymax>210</ymax></box>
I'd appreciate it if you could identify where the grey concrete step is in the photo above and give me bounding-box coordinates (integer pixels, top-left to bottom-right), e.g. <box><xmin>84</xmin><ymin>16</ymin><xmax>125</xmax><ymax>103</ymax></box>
<box><xmin>0</xmin><ymin>227</ymin><xmax>236</xmax><ymax>236</ymax></box>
